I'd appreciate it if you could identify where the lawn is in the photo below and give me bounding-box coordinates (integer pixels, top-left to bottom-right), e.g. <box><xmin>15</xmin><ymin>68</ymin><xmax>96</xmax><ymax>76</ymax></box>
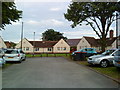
<box><xmin>76</xmin><ymin>60</ymin><xmax>120</xmax><ymax>82</ymax></box>
<box><xmin>2</xmin><ymin>63</ymin><xmax>12</xmax><ymax>69</ymax></box>
<box><xmin>26</xmin><ymin>53</ymin><xmax>71</xmax><ymax>57</ymax></box>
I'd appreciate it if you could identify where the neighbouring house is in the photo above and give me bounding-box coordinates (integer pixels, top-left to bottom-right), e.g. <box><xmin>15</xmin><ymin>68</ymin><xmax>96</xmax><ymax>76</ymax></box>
<box><xmin>15</xmin><ymin>38</ymin><xmax>70</xmax><ymax>54</ymax></box>
<box><xmin>77</xmin><ymin>30</ymin><xmax>118</xmax><ymax>52</ymax></box>
<box><xmin>66</xmin><ymin>39</ymin><xmax>81</xmax><ymax>53</ymax></box>
<box><xmin>0</xmin><ymin>36</ymin><xmax>7</xmax><ymax>49</ymax></box>
<box><xmin>77</xmin><ymin>36</ymin><xmax>100</xmax><ymax>51</ymax></box>
<box><xmin>5</xmin><ymin>41</ymin><xmax>16</xmax><ymax>49</ymax></box>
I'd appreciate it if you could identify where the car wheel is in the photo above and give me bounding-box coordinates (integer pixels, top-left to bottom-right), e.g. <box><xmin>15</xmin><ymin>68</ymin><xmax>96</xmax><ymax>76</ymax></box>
<box><xmin>19</xmin><ymin>59</ymin><xmax>22</xmax><ymax>63</ymax></box>
<box><xmin>100</xmin><ymin>60</ymin><xmax>109</xmax><ymax>68</ymax></box>
<box><xmin>23</xmin><ymin>56</ymin><xmax>26</xmax><ymax>61</ymax></box>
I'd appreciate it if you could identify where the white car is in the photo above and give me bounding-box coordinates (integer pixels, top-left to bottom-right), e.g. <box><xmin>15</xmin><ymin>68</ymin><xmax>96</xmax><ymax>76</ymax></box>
<box><xmin>0</xmin><ymin>49</ymin><xmax>6</xmax><ymax>67</ymax></box>
<box><xmin>3</xmin><ymin>49</ymin><xmax>26</xmax><ymax>63</ymax></box>
<box><xmin>88</xmin><ymin>49</ymin><xmax>119</xmax><ymax>68</ymax></box>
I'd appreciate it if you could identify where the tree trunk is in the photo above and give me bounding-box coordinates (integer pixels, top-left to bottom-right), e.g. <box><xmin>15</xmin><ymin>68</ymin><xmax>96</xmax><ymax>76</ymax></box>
<box><xmin>100</xmin><ymin>36</ymin><xmax>107</xmax><ymax>52</ymax></box>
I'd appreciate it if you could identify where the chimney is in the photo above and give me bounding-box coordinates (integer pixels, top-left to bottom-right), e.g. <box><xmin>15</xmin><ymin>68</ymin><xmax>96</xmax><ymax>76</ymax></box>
<box><xmin>110</xmin><ymin>30</ymin><xmax>114</xmax><ymax>39</ymax></box>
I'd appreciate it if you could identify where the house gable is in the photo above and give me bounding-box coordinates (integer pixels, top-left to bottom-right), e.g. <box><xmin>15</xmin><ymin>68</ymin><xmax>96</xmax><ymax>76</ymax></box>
<box><xmin>77</xmin><ymin>37</ymin><xmax>91</xmax><ymax>50</ymax></box>
<box><xmin>0</xmin><ymin>36</ymin><xmax>7</xmax><ymax>48</ymax></box>
<box><xmin>53</xmin><ymin>39</ymin><xmax>70</xmax><ymax>53</ymax></box>
<box><xmin>15</xmin><ymin>38</ymin><xmax>33</xmax><ymax>53</ymax></box>
<box><xmin>66</xmin><ymin>39</ymin><xmax>81</xmax><ymax>47</ymax></box>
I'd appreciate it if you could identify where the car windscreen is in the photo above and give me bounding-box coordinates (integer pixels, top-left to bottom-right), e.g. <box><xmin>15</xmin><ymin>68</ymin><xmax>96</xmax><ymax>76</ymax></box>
<box><xmin>0</xmin><ymin>50</ymin><xmax>2</xmax><ymax>54</ymax></box>
<box><xmin>114</xmin><ymin>50</ymin><xmax>120</xmax><ymax>56</ymax></box>
<box><xmin>5</xmin><ymin>50</ymin><xmax>18</xmax><ymax>54</ymax></box>
<box><xmin>102</xmin><ymin>50</ymin><xmax>115</xmax><ymax>55</ymax></box>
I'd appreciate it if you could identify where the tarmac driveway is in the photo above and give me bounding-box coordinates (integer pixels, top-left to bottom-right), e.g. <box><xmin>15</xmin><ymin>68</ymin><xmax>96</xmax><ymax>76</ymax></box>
<box><xmin>2</xmin><ymin>57</ymin><xmax>119</xmax><ymax>88</ymax></box>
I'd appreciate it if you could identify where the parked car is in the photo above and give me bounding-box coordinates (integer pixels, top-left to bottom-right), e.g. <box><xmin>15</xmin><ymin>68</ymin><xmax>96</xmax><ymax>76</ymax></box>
<box><xmin>113</xmin><ymin>49</ymin><xmax>120</xmax><ymax>69</ymax></box>
<box><xmin>88</xmin><ymin>48</ymin><xmax>119</xmax><ymax>67</ymax></box>
<box><xmin>72</xmin><ymin>48</ymin><xmax>97</xmax><ymax>57</ymax></box>
<box><xmin>0</xmin><ymin>49</ymin><xmax>6</xmax><ymax>67</ymax></box>
<box><xmin>3</xmin><ymin>49</ymin><xmax>26</xmax><ymax>63</ymax></box>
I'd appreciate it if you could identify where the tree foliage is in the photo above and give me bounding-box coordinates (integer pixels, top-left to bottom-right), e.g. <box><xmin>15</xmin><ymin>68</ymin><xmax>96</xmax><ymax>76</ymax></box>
<box><xmin>64</xmin><ymin>2</ymin><xmax>120</xmax><ymax>52</ymax></box>
<box><xmin>42</xmin><ymin>29</ymin><xmax>67</xmax><ymax>41</ymax></box>
<box><xmin>0</xmin><ymin>2</ymin><xmax>22</xmax><ymax>30</ymax></box>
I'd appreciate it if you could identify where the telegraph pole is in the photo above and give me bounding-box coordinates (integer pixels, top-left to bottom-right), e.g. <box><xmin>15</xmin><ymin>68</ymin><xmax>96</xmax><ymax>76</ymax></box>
<box><xmin>21</xmin><ymin>22</ymin><xmax>23</xmax><ymax>50</ymax></box>
<box><xmin>116</xmin><ymin>12</ymin><xmax>120</xmax><ymax>49</ymax></box>
<box><xmin>33</xmin><ymin>32</ymin><xmax>35</xmax><ymax>56</ymax></box>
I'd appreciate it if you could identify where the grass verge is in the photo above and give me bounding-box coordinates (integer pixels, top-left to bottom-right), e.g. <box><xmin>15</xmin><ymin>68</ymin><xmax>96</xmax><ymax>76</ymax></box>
<box><xmin>76</xmin><ymin>60</ymin><xmax>120</xmax><ymax>82</ymax></box>
<box><xmin>26</xmin><ymin>53</ymin><xmax>71</xmax><ymax>58</ymax></box>
<box><xmin>2</xmin><ymin>63</ymin><xmax>12</xmax><ymax>69</ymax></box>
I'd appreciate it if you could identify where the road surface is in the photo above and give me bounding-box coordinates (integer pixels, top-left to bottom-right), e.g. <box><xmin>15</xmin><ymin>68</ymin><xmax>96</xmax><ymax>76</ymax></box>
<box><xmin>2</xmin><ymin>57</ymin><xmax>119</xmax><ymax>88</ymax></box>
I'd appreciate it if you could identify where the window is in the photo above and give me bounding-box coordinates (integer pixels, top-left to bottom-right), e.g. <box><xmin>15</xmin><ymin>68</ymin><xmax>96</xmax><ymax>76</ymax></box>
<box><xmin>48</xmin><ymin>48</ymin><xmax>52</xmax><ymax>51</ymax></box>
<box><xmin>80</xmin><ymin>46</ymin><xmax>81</xmax><ymax>49</ymax></box>
<box><xmin>57</xmin><ymin>47</ymin><xmax>60</xmax><ymax>50</ymax></box>
<box><xmin>35</xmin><ymin>48</ymin><xmax>39</xmax><ymax>51</ymax></box>
<box><xmin>26</xmin><ymin>47</ymin><xmax>29</xmax><ymax>51</ymax></box>
<box><xmin>114</xmin><ymin>50</ymin><xmax>120</xmax><ymax>56</ymax></box>
<box><xmin>20</xmin><ymin>50</ymin><xmax>24</xmax><ymax>54</ymax></box>
<box><xmin>63</xmin><ymin>47</ymin><xmax>66</xmax><ymax>50</ymax></box>
<box><xmin>23</xmin><ymin>47</ymin><xmax>25</xmax><ymax>51</ymax></box>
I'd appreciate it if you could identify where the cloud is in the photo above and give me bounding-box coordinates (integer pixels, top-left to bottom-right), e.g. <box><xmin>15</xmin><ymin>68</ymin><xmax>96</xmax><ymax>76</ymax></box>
<box><xmin>15</xmin><ymin>0</ymin><xmax>71</xmax><ymax>2</ymax></box>
<box><xmin>26</xmin><ymin>20</ymin><xmax>40</xmax><ymax>25</ymax></box>
<box><xmin>41</xmin><ymin>19</ymin><xmax>64</xmax><ymax>26</ymax></box>
<box><xmin>11</xmin><ymin>22</ymin><xmax>21</xmax><ymax>26</ymax></box>
<box><xmin>50</xmin><ymin>8</ymin><xmax>61</xmax><ymax>11</ymax></box>
<box><xmin>25</xmin><ymin>19</ymin><xmax>64</xmax><ymax>27</ymax></box>
<box><xmin>63</xmin><ymin>30</ymin><xmax>98</xmax><ymax>39</ymax></box>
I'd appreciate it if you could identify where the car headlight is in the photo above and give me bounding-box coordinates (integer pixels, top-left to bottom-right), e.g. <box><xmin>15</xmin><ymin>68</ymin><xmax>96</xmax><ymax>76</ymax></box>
<box><xmin>94</xmin><ymin>58</ymin><xmax>101</xmax><ymax>61</ymax></box>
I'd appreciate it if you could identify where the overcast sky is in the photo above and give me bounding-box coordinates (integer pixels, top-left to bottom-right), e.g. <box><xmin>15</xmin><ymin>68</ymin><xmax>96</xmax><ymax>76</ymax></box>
<box><xmin>0</xmin><ymin>0</ymin><xmax>116</xmax><ymax>43</ymax></box>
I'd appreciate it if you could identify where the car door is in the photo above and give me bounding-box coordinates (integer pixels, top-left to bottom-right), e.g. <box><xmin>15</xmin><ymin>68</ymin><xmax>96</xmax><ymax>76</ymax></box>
<box><xmin>114</xmin><ymin>50</ymin><xmax>120</xmax><ymax>62</ymax></box>
<box><xmin>20</xmin><ymin>50</ymin><xmax>25</xmax><ymax>60</ymax></box>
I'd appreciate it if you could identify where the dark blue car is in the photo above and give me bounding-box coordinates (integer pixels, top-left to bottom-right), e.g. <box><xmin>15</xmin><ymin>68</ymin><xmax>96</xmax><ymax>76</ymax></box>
<box><xmin>72</xmin><ymin>48</ymin><xmax>97</xmax><ymax>56</ymax></box>
<box><xmin>71</xmin><ymin>48</ymin><xmax>97</xmax><ymax>60</ymax></box>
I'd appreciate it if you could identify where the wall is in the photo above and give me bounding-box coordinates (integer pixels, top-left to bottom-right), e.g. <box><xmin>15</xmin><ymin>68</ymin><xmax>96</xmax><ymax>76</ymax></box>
<box><xmin>77</xmin><ymin>37</ymin><xmax>91</xmax><ymax>51</ymax></box>
<box><xmin>15</xmin><ymin>38</ymin><xmax>33</xmax><ymax>53</ymax></box>
<box><xmin>53</xmin><ymin>39</ymin><xmax>70</xmax><ymax>53</ymax></box>
<box><xmin>0</xmin><ymin>37</ymin><xmax>7</xmax><ymax>48</ymax></box>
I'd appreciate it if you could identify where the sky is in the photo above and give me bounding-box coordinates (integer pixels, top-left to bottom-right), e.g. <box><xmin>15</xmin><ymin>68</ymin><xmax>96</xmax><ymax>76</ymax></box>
<box><xmin>0</xmin><ymin>0</ymin><xmax>117</xmax><ymax>43</ymax></box>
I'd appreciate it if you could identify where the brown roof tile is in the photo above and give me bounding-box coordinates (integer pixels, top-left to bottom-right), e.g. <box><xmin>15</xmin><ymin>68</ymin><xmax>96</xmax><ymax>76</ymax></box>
<box><xmin>29</xmin><ymin>41</ymin><xmax>58</xmax><ymax>48</ymax></box>
<box><xmin>84</xmin><ymin>36</ymin><xmax>117</xmax><ymax>47</ymax></box>
<box><xmin>66</xmin><ymin>39</ymin><xmax>81</xmax><ymax>47</ymax></box>
<box><xmin>84</xmin><ymin>36</ymin><xmax>99</xmax><ymax>47</ymax></box>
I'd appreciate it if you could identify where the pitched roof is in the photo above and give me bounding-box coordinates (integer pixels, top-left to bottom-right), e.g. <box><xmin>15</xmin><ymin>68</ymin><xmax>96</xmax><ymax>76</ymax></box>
<box><xmin>66</xmin><ymin>39</ymin><xmax>81</xmax><ymax>47</ymax></box>
<box><xmin>83</xmin><ymin>36</ymin><xmax>99</xmax><ymax>47</ymax></box>
<box><xmin>29</xmin><ymin>41</ymin><xmax>58</xmax><ymax>48</ymax></box>
<box><xmin>5</xmin><ymin>41</ymin><xmax>11</xmax><ymax>48</ymax></box>
<box><xmin>84</xmin><ymin>36</ymin><xmax>117</xmax><ymax>47</ymax></box>
<box><xmin>106</xmin><ymin>37</ymin><xmax>117</xmax><ymax>46</ymax></box>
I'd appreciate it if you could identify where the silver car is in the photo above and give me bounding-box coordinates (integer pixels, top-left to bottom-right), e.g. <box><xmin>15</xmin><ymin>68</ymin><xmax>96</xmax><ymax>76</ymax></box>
<box><xmin>0</xmin><ymin>49</ymin><xmax>6</xmax><ymax>67</ymax></box>
<box><xmin>113</xmin><ymin>49</ymin><xmax>120</xmax><ymax>69</ymax></box>
<box><xmin>88</xmin><ymin>49</ymin><xmax>119</xmax><ymax>67</ymax></box>
<box><xmin>3</xmin><ymin>49</ymin><xmax>26</xmax><ymax>63</ymax></box>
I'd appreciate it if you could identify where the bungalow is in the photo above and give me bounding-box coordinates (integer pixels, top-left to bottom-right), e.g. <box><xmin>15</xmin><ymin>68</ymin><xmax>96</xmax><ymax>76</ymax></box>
<box><xmin>15</xmin><ymin>38</ymin><xmax>70</xmax><ymax>54</ymax></box>
<box><xmin>77</xmin><ymin>36</ymin><xmax>118</xmax><ymax>52</ymax></box>
<box><xmin>77</xmin><ymin>36</ymin><xmax>100</xmax><ymax>51</ymax></box>
<box><xmin>4</xmin><ymin>41</ymin><xmax>16</xmax><ymax>49</ymax></box>
<box><xmin>0</xmin><ymin>36</ymin><xmax>7</xmax><ymax>49</ymax></box>
<box><xmin>66</xmin><ymin>39</ymin><xmax>81</xmax><ymax>52</ymax></box>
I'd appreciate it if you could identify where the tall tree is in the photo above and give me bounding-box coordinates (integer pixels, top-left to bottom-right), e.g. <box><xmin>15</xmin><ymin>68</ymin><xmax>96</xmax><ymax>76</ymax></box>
<box><xmin>42</xmin><ymin>29</ymin><xmax>67</xmax><ymax>41</ymax></box>
<box><xmin>0</xmin><ymin>2</ymin><xmax>22</xmax><ymax>30</ymax></box>
<box><xmin>64</xmin><ymin>2</ymin><xmax>120</xmax><ymax>52</ymax></box>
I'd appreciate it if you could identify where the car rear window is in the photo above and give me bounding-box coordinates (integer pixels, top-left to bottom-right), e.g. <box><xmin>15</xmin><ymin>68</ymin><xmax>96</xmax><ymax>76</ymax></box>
<box><xmin>0</xmin><ymin>50</ymin><xmax>2</xmax><ymax>54</ymax></box>
<box><xmin>5</xmin><ymin>50</ymin><xmax>18</xmax><ymax>54</ymax></box>
<box><xmin>102</xmin><ymin>50</ymin><xmax>115</xmax><ymax>55</ymax></box>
